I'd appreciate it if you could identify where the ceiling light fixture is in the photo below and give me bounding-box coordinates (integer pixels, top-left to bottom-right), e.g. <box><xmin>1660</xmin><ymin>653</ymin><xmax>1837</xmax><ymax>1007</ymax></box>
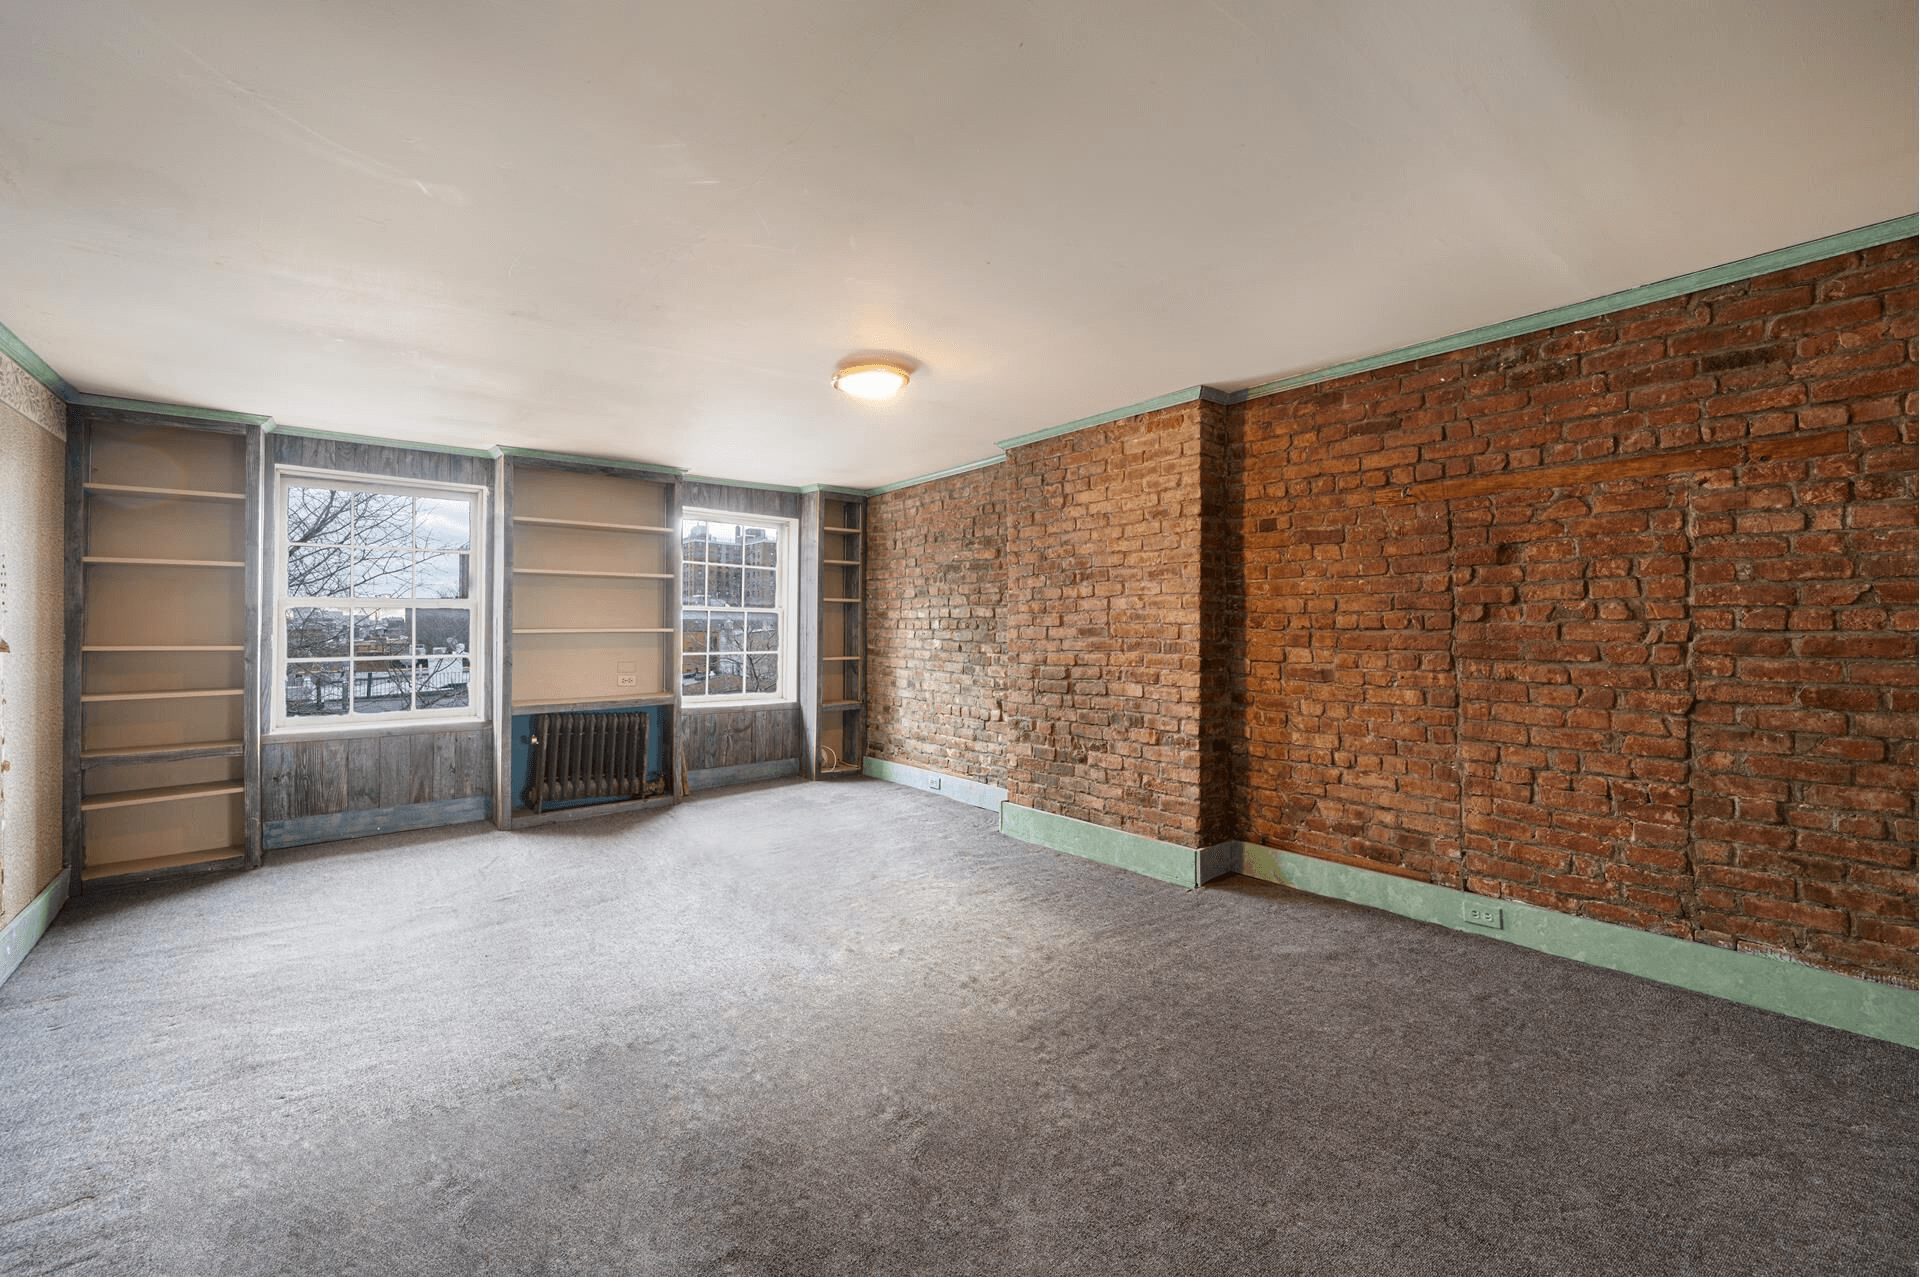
<box><xmin>832</xmin><ymin>360</ymin><xmax>911</xmax><ymax>401</ymax></box>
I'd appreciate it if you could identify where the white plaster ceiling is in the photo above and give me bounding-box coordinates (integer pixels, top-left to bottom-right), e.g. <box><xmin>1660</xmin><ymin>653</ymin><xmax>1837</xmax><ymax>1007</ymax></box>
<box><xmin>0</xmin><ymin>1</ymin><xmax>1912</xmax><ymax>488</ymax></box>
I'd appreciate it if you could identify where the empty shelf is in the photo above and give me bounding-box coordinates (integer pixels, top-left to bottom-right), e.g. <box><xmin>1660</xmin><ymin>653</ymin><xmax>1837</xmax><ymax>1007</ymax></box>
<box><xmin>513</xmin><ymin>627</ymin><xmax>674</xmax><ymax>635</ymax></box>
<box><xmin>83</xmin><ymin>556</ymin><xmax>244</xmax><ymax>568</ymax></box>
<box><xmin>823</xmin><ymin>597</ymin><xmax>861</xmax><ymax>604</ymax></box>
<box><xmin>821</xmin><ymin>700</ymin><xmax>862</xmax><ymax>710</ymax></box>
<box><xmin>81</xmin><ymin>780</ymin><xmax>245</xmax><ymax>812</ymax></box>
<box><xmin>82</xmin><ymin>644</ymin><xmax>245</xmax><ymax>652</ymax></box>
<box><xmin>81</xmin><ymin>740</ymin><xmax>245</xmax><ymax>765</ymax></box>
<box><xmin>81</xmin><ymin>688</ymin><xmax>244</xmax><ymax>703</ymax></box>
<box><xmin>513</xmin><ymin>568</ymin><xmax>674</xmax><ymax>579</ymax></box>
<box><xmin>823</xmin><ymin>526</ymin><xmax>862</xmax><ymax>534</ymax></box>
<box><xmin>82</xmin><ymin>847</ymin><xmax>245</xmax><ymax>881</ymax></box>
<box><xmin>821</xmin><ymin>655</ymin><xmax>862</xmax><ymax>662</ymax></box>
<box><xmin>823</xmin><ymin>559</ymin><xmax>861</xmax><ymax>566</ymax></box>
<box><xmin>84</xmin><ymin>483</ymin><xmax>246</xmax><ymax>501</ymax></box>
<box><xmin>514</xmin><ymin>516</ymin><xmax>673</xmax><ymax>533</ymax></box>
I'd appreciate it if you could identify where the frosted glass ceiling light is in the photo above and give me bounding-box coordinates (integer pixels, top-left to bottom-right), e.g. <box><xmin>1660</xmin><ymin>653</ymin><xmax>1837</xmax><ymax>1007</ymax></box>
<box><xmin>833</xmin><ymin>360</ymin><xmax>911</xmax><ymax>401</ymax></box>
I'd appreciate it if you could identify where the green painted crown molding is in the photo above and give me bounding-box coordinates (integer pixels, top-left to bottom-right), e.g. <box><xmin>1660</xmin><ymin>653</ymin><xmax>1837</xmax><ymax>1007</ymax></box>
<box><xmin>995</xmin><ymin>384</ymin><xmax>1234</xmax><ymax>452</ymax></box>
<box><xmin>0</xmin><ymin>320</ymin><xmax>74</xmax><ymax>400</ymax></box>
<box><xmin>268</xmin><ymin>423</ymin><xmax>494</xmax><ymax>458</ymax></box>
<box><xmin>1218</xmin><ymin>212</ymin><xmax>1918</xmax><ymax>404</ymax></box>
<box><xmin>681</xmin><ymin>474</ymin><xmax>809</xmax><ymax>494</ymax></box>
<box><xmin>864</xmin><ymin>213</ymin><xmax>1917</xmax><ymax>499</ymax></box>
<box><xmin>864</xmin><ymin>454</ymin><xmax>1006</xmax><ymax>496</ymax></box>
<box><xmin>494</xmin><ymin>444</ymin><xmax>686</xmax><ymax>475</ymax></box>
<box><xmin>68</xmin><ymin>393</ymin><xmax>276</xmax><ymax>428</ymax></box>
<box><xmin>7</xmin><ymin>213</ymin><xmax>1910</xmax><ymax>498</ymax></box>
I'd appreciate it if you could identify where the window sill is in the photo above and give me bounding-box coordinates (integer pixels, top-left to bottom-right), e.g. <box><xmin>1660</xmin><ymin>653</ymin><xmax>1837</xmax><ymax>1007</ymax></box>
<box><xmin>682</xmin><ymin>699</ymin><xmax>797</xmax><ymax>712</ymax></box>
<box><xmin>267</xmin><ymin>716</ymin><xmax>489</xmax><ymax>742</ymax></box>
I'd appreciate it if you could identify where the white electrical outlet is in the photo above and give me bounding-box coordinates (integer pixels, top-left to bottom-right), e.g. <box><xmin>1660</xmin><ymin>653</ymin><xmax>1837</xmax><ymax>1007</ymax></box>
<box><xmin>616</xmin><ymin>674</ymin><xmax>637</xmax><ymax>687</ymax></box>
<box><xmin>1462</xmin><ymin>900</ymin><xmax>1503</xmax><ymax>930</ymax></box>
<box><xmin>927</xmin><ymin>776</ymin><xmax>941</xmax><ymax>790</ymax></box>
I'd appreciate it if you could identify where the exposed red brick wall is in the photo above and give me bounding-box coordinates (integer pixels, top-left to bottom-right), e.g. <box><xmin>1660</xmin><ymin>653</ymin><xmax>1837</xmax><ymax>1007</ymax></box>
<box><xmin>1197</xmin><ymin>399</ymin><xmax>1238</xmax><ymax>847</ymax></box>
<box><xmin>865</xmin><ymin>463</ymin><xmax>1010</xmax><ymax>786</ymax></box>
<box><xmin>864</xmin><ymin>238</ymin><xmax>1915</xmax><ymax>985</ymax></box>
<box><xmin>1002</xmin><ymin>403</ymin><xmax>1217</xmax><ymax>848</ymax></box>
<box><xmin>1238</xmin><ymin>239</ymin><xmax>1916</xmax><ymax>982</ymax></box>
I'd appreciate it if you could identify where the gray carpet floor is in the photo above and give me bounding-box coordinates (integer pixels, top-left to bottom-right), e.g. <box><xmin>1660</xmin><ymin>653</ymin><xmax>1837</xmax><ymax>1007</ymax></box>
<box><xmin>0</xmin><ymin>779</ymin><xmax>1912</xmax><ymax>1276</ymax></box>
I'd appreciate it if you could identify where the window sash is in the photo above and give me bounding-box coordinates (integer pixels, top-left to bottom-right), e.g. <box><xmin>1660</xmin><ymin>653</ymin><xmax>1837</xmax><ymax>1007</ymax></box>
<box><xmin>271</xmin><ymin>468</ymin><xmax>487</xmax><ymax>731</ymax></box>
<box><xmin>679</xmin><ymin>511</ymin><xmax>795</xmax><ymax>705</ymax></box>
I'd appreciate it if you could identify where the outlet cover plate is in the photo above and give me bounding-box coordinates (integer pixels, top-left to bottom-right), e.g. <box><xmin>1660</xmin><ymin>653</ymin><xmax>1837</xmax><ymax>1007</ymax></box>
<box><xmin>1462</xmin><ymin>900</ymin><xmax>1504</xmax><ymax>930</ymax></box>
<box><xmin>616</xmin><ymin>675</ymin><xmax>637</xmax><ymax>687</ymax></box>
<box><xmin>927</xmin><ymin>776</ymin><xmax>941</xmax><ymax>789</ymax></box>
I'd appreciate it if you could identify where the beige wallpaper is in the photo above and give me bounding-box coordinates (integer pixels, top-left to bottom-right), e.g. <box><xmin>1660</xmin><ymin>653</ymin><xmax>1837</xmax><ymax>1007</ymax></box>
<box><xmin>0</xmin><ymin>353</ymin><xmax>65</xmax><ymax>926</ymax></box>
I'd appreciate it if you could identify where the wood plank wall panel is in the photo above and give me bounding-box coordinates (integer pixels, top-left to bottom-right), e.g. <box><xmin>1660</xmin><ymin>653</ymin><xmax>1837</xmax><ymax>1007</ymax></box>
<box><xmin>682</xmin><ymin>706</ymin><xmax>802</xmax><ymax>772</ymax></box>
<box><xmin>270</xmin><ymin>434</ymin><xmax>494</xmax><ymax>486</ymax></box>
<box><xmin>262</xmin><ymin>728</ymin><xmax>492</xmax><ymax>822</ymax></box>
<box><xmin>680</xmin><ymin>481</ymin><xmax>801</xmax><ymax>520</ymax></box>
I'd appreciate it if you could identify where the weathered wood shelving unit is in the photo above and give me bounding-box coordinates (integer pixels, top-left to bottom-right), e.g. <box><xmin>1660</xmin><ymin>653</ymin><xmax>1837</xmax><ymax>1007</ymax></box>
<box><xmin>494</xmin><ymin>454</ymin><xmax>683</xmax><ymax>828</ymax></box>
<box><xmin>65</xmin><ymin>409</ymin><xmax>262</xmax><ymax>886</ymax></box>
<box><xmin>801</xmin><ymin>491</ymin><xmax>866</xmax><ymax>779</ymax></box>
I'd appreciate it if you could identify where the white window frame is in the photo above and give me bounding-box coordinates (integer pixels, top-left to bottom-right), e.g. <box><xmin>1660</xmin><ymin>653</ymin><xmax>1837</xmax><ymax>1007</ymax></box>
<box><xmin>269</xmin><ymin>466</ymin><xmax>489</xmax><ymax>734</ymax></box>
<box><xmin>679</xmin><ymin>509</ymin><xmax>798</xmax><ymax>708</ymax></box>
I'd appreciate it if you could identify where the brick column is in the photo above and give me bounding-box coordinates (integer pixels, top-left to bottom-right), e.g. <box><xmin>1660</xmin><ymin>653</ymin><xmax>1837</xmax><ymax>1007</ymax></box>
<box><xmin>1002</xmin><ymin>401</ymin><xmax>1228</xmax><ymax>849</ymax></box>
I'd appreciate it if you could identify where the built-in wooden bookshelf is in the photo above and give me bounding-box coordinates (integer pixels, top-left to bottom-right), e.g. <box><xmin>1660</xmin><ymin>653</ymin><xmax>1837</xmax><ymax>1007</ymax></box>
<box><xmin>67</xmin><ymin>412</ymin><xmax>259</xmax><ymax>884</ymax></box>
<box><xmin>804</xmin><ymin>493</ymin><xmax>865</xmax><ymax>778</ymax></box>
<box><xmin>496</xmin><ymin>459</ymin><xmax>681</xmax><ymax>826</ymax></box>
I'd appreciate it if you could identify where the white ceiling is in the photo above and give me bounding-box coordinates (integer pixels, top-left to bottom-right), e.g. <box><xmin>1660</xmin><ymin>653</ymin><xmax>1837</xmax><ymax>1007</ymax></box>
<box><xmin>0</xmin><ymin>1</ymin><xmax>1912</xmax><ymax>488</ymax></box>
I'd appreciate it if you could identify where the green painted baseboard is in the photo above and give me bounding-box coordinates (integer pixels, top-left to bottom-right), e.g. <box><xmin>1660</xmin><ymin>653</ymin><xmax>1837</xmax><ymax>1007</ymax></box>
<box><xmin>862</xmin><ymin>756</ymin><xmax>1009</xmax><ymax>812</ymax></box>
<box><xmin>0</xmin><ymin>868</ymin><xmax>71</xmax><ymax>990</ymax></box>
<box><xmin>993</xmin><ymin>801</ymin><xmax>1917</xmax><ymax>1046</ymax></box>
<box><xmin>998</xmin><ymin>802</ymin><xmax>1207</xmax><ymax>887</ymax></box>
<box><xmin>1234</xmin><ymin>843</ymin><xmax>1917</xmax><ymax>1048</ymax></box>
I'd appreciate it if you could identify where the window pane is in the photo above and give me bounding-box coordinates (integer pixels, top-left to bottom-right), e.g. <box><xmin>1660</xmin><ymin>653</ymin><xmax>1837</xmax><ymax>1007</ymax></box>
<box><xmin>682</xmin><ymin>610</ymin><xmax>708</xmax><ymax>653</ymax></box>
<box><xmin>352</xmin><ymin>492</ymin><xmax>415</xmax><ymax>547</ymax></box>
<box><xmin>352</xmin><ymin>608</ymin><xmax>409</xmax><ymax>656</ymax></box>
<box><xmin>285</xmin><ymin>661</ymin><xmax>347</xmax><ymax>717</ymax></box>
<box><xmin>416</xmin><ymin>608</ymin><xmax>470</xmax><ymax>655</ymax></box>
<box><xmin>286</xmin><ymin>607</ymin><xmax>349</xmax><ymax>658</ymax></box>
<box><xmin>683</xmin><ymin>520</ymin><xmax>710</xmax><ymax>562</ymax></box>
<box><xmin>280</xmin><ymin>477</ymin><xmax>482</xmax><ymax>726</ymax></box>
<box><xmin>745</xmin><ymin>653</ymin><xmax>779</xmax><ymax>695</ymax></box>
<box><xmin>414</xmin><ymin>496</ymin><xmax>470</xmax><ymax>549</ymax></box>
<box><xmin>681</xmin><ymin>656</ymin><xmax>707</xmax><ymax>697</ymax></box>
<box><xmin>745</xmin><ymin>612</ymin><xmax>778</xmax><ymax>653</ymax></box>
<box><xmin>710</xmin><ymin>614</ymin><xmax>743</xmax><ymax>653</ymax></box>
<box><xmin>743</xmin><ymin>526</ymin><xmax>777</xmax><ymax>568</ymax></box>
<box><xmin>708</xmin><ymin>523</ymin><xmax>743</xmax><ymax>565</ymax></box>
<box><xmin>744</xmin><ymin>567</ymin><xmax>775</xmax><ymax>607</ymax></box>
<box><xmin>710</xmin><ymin>565</ymin><xmax>742</xmax><ymax>607</ymax></box>
<box><xmin>417</xmin><ymin>657</ymin><xmax>470</xmax><ymax>709</ymax></box>
<box><xmin>708</xmin><ymin>654</ymin><xmax>743</xmax><ymax>696</ymax></box>
<box><xmin>351</xmin><ymin>550</ymin><xmax>413</xmax><ymax>598</ymax></box>
<box><xmin>288</xmin><ymin>486</ymin><xmax>352</xmax><ymax>545</ymax></box>
<box><xmin>682</xmin><ymin>562</ymin><xmax>705</xmax><ymax>606</ymax></box>
<box><xmin>287</xmin><ymin>546</ymin><xmax>349</xmax><ymax>598</ymax></box>
<box><xmin>353</xmin><ymin>659</ymin><xmax>415</xmax><ymax>714</ymax></box>
<box><xmin>416</xmin><ymin>553</ymin><xmax>468</xmax><ymax>599</ymax></box>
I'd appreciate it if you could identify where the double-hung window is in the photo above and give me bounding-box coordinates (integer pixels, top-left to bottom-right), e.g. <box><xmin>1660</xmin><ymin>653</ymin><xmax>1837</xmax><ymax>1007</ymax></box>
<box><xmin>272</xmin><ymin>470</ymin><xmax>487</xmax><ymax>729</ymax></box>
<box><xmin>679</xmin><ymin>511</ymin><xmax>795</xmax><ymax>704</ymax></box>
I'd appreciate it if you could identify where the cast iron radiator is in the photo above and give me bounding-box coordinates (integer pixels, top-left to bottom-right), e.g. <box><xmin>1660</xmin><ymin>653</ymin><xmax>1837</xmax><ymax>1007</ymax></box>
<box><xmin>524</xmin><ymin>711</ymin><xmax>650</xmax><ymax>813</ymax></box>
